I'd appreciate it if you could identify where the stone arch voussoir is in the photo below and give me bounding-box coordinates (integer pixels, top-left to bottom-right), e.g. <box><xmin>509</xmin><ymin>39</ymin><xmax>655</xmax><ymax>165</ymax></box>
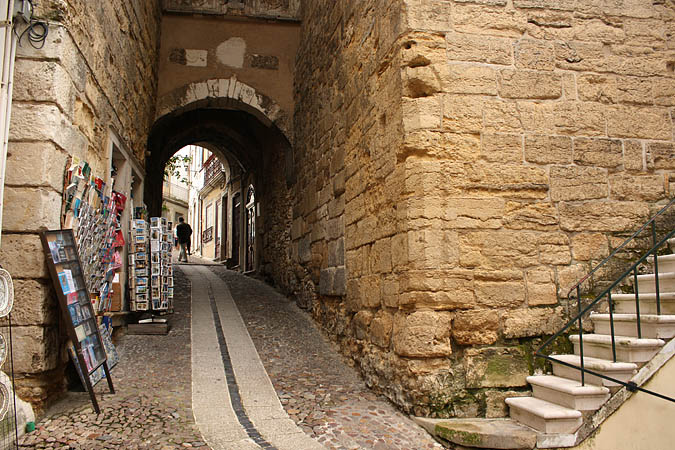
<box><xmin>155</xmin><ymin>76</ymin><xmax>292</xmax><ymax>143</ymax></box>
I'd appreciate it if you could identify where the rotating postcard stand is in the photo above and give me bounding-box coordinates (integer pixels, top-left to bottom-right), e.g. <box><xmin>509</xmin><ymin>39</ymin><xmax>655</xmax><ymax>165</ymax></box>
<box><xmin>127</xmin><ymin>217</ymin><xmax>173</xmax><ymax>335</ymax></box>
<box><xmin>41</xmin><ymin>230</ymin><xmax>114</xmax><ymax>414</ymax></box>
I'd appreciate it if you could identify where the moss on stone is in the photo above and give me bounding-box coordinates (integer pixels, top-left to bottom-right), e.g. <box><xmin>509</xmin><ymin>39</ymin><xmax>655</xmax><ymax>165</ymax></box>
<box><xmin>520</xmin><ymin>335</ymin><xmax>573</xmax><ymax>374</ymax></box>
<box><xmin>428</xmin><ymin>390</ymin><xmax>479</xmax><ymax>418</ymax></box>
<box><xmin>435</xmin><ymin>426</ymin><xmax>483</xmax><ymax>446</ymax></box>
<box><xmin>485</xmin><ymin>356</ymin><xmax>513</xmax><ymax>376</ymax></box>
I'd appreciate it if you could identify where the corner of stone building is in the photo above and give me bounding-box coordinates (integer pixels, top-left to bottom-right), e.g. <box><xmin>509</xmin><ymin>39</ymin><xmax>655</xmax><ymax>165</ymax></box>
<box><xmin>295</xmin><ymin>0</ymin><xmax>675</xmax><ymax>420</ymax></box>
<box><xmin>3</xmin><ymin>0</ymin><xmax>162</xmax><ymax>411</ymax></box>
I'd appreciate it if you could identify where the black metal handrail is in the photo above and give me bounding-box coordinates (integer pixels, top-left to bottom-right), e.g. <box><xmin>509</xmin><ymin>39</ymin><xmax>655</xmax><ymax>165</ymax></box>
<box><xmin>536</xmin><ymin>197</ymin><xmax>675</xmax><ymax>403</ymax></box>
<box><xmin>565</xmin><ymin>197</ymin><xmax>675</xmax><ymax>301</ymax></box>
<box><xmin>202</xmin><ymin>226</ymin><xmax>213</xmax><ymax>243</ymax></box>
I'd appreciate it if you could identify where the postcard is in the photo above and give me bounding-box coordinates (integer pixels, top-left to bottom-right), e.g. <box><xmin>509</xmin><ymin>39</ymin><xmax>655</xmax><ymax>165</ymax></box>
<box><xmin>58</xmin><ymin>271</ymin><xmax>72</xmax><ymax>295</ymax></box>
<box><xmin>75</xmin><ymin>324</ymin><xmax>86</xmax><ymax>341</ymax></box>
<box><xmin>68</xmin><ymin>304</ymin><xmax>81</xmax><ymax>325</ymax></box>
<box><xmin>66</xmin><ymin>293</ymin><xmax>78</xmax><ymax>305</ymax></box>
<box><xmin>48</xmin><ymin>241</ymin><xmax>62</xmax><ymax>263</ymax></box>
<box><xmin>81</xmin><ymin>305</ymin><xmax>92</xmax><ymax>320</ymax></box>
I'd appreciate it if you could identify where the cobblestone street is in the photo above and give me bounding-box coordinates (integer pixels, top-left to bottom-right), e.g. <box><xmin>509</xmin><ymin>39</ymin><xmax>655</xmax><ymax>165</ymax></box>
<box><xmin>18</xmin><ymin>267</ymin><xmax>206</xmax><ymax>450</ymax></box>
<box><xmin>17</xmin><ymin>264</ymin><xmax>442</xmax><ymax>449</ymax></box>
<box><xmin>210</xmin><ymin>267</ymin><xmax>442</xmax><ymax>450</ymax></box>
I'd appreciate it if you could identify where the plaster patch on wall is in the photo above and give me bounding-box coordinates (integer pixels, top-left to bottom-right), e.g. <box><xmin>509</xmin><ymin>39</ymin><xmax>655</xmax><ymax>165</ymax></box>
<box><xmin>216</xmin><ymin>37</ymin><xmax>246</xmax><ymax>69</ymax></box>
<box><xmin>185</xmin><ymin>49</ymin><xmax>208</xmax><ymax>67</ymax></box>
<box><xmin>246</xmin><ymin>54</ymin><xmax>279</xmax><ymax>70</ymax></box>
<box><xmin>170</xmin><ymin>48</ymin><xmax>208</xmax><ymax>67</ymax></box>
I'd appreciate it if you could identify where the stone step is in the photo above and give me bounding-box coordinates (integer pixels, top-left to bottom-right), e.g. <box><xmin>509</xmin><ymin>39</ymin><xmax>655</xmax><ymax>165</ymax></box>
<box><xmin>413</xmin><ymin>418</ymin><xmax>537</xmax><ymax>450</ymax></box>
<box><xmin>527</xmin><ymin>375</ymin><xmax>609</xmax><ymax>411</ymax></box>
<box><xmin>569</xmin><ymin>334</ymin><xmax>664</xmax><ymax>364</ymax></box>
<box><xmin>647</xmin><ymin>253</ymin><xmax>675</xmax><ymax>273</ymax></box>
<box><xmin>613</xmin><ymin>292</ymin><xmax>675</xmax><ymax>314</ymax></box>
<box><xmin>505</xmin><ymin>397</ymin><xmax>582</xmax><ymax>434</ymax></box>
<box><xmin>635</xmin><ymin>271</ymin><xmax>675</xmax><ymax>294</ymax></box>
<box><xmin>550</xmin><ymin>354</ymin><xmax>637</xmax><ymax>387</ymax></box>
<box><xmin>590</xmin><ymin>313</ymin><xmax>675</xmax><ymax>339</ymax></box>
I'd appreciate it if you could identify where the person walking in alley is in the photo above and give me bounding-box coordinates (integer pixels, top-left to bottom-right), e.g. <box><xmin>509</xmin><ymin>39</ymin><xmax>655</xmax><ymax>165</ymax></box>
<box><xmin>176</xmin><ymin>217</ymin><xmax>192</xmax><ymax>262</ymax></box>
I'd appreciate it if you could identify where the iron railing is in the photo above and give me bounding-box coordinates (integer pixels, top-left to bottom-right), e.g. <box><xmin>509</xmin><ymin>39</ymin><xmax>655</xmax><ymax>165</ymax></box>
<box><xmin>203</xmin><ymin>155</ymin><xmax>224</xmax><ymax>186</ymax></box>
<box><xmin>535</xmin><ymin>197</ymin><xmax>675</xmax><ymax>403</ymax></box>
<box><xmin>202</xmin><ymin>226</ymin><xmax>213</xmax><ymax>244</ymax></box>
<box><xmin>162</xmin><ymin>181</ymin><xmax>189</xmax><ymax>203</ymax></box>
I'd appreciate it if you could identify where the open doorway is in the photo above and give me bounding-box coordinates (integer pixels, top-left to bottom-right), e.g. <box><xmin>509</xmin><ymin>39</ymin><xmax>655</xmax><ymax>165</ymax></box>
<box><xmin>245</xmin><ymin>186</ymin><xmax>255</xmax><ymax>272</ymax></box>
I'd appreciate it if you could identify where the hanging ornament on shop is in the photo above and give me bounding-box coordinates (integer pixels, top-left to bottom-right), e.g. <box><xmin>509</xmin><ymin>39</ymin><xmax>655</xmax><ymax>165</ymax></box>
<box><xmin>0</xmin><ymin>267</ymin><xmax>15</xmax><ymax>420</ymax></box>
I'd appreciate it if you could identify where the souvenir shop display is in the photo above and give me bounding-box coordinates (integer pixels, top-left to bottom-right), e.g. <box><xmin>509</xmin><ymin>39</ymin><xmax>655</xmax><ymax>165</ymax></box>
<box><xmin>61</xmin><ymin>158</ymin><xmax>127</xmax><ymax>315</ymax></box>
<box><xmin>128</xmin><ymin>219</ymin><xmax>150</xmax><ymax>312</ymax></box>
<box><xmin>68</xmin><ymin>323</ymin><xmax>119</xmax><ymax>388</ymax></box>
<box><xmin>0</xmin><ymin>267</ymin><xmax>14</xmax><ymax>421</ymax></box>
<box><xmin>149</xmin><ymin>217</ymin><xmax>174</xmax><ymax>312</ymax></box>
<box><xmin>40</xmin><ymin>230</ymin><xmax>115</xmax><ymax>414</ymax></box>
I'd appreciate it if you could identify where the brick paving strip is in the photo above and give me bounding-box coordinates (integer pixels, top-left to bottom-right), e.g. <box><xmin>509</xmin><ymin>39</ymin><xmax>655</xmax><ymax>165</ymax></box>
<box><xmin>186</xmin><ymin>265</ymin><xmax>323</xmax><ymax>450</ymax></box>
<box><xmin>209</xmin><ymin>267</ymin><xmax>443</xmax><ymax>450</ymax></box>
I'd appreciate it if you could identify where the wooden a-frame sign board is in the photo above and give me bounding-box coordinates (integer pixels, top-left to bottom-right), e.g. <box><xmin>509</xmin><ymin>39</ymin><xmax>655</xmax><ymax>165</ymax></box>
<box><xmin>40</xmin><ymin>229</ymin><xmax>114</xmax><ymax>414</ymax></box>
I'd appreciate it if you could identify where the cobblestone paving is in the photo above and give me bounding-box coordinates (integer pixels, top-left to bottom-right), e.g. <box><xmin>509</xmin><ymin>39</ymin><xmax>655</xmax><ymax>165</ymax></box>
<box><xmin>210</xmin><ymin>267</ymin><xmax>443</xmax><ymax>450</ymax></box>
<box><xmin>18</xmin><ymin>267</ymin><xmax>207</xmax><ymax>449</ymax></box>
<box><xmin>18</xmin><ymin>265</ymin><xmax>442</xmax><ymax>449</ymax></box>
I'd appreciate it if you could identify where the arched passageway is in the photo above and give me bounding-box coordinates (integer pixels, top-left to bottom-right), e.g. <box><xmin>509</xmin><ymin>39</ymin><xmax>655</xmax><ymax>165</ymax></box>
<box><xmin>146</xmin><ymin>103</ymin><xmax>295</xmax><ymax>282</ymax></box>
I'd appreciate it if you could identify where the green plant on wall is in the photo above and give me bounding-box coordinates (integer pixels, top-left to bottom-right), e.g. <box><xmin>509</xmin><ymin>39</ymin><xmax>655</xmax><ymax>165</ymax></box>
<box><xmin>164</xmin><ymin>154</ymin><xmax>192</xmax><ymax>184</ymax></box>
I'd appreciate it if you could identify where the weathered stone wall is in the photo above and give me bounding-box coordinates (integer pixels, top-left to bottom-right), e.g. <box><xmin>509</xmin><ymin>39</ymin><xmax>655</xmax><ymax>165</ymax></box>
<box><xmin>162</xmin><ymin>0</ymin><xmax>301</xmax><ymax>20</ymax></box>
<box><xmin>156</xmin><ymin>14</ymin><xmax>299</xmax><ymax>119</ymax></box>
<box><xmin>292</xmin><ymin>0</ymin><xmax>410</xmax><ymax>400</ymax></box>
<box><xmin>1</xmin><ymin>1</ymin><xmax>161</xmax><ymax>410</ymax></box>
<box><xmin>295</xmin><ymin>0</ymin><xmax>675</xmax><ymax>417</ymax></box>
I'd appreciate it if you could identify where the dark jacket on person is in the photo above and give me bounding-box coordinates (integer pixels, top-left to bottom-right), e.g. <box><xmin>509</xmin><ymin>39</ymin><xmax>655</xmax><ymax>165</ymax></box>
<box><xmin>176</xmin><ymin>222</ymin><xmax>192</xmax><ymax>244</ymax></box>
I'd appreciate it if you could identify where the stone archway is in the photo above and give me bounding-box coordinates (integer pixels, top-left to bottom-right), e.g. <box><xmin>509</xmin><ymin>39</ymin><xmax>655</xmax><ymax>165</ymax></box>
<box><xmin>154</xmin><ymin>76</ymin><xmax>292</xmax><ymax>144</ymax></box>
<box><xmin>145</xmin><ymin>87</ymin><xmax>296</xmax><ymax>291</ymax></box>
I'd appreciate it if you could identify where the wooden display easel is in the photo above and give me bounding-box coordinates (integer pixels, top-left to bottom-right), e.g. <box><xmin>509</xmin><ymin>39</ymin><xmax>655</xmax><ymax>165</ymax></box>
<box><xmin>41</xmin><ymin>230</ymin><xmax>114</xmax><ymax>414</ymax></box>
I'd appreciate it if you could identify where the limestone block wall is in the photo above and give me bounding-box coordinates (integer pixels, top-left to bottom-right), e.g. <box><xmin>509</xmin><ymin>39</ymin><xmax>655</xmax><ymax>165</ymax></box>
<box><xmin>162</xmin><ymin>0</ymin><xmax>301</xmax><ymax>20</ymax></box>
<box><xmin>0</xmin><ymin>1</ymin><xmax>161</xmax><ymax>409</ymax></box>
<box><xmin>293</xmin><ymin>0</ymin><xmax>405</xmax><ymax>310</ymax></box>
<box><xmin>295</xmin><ymin>0</ymin><xmax>675</xmax><ymax>417</ymax></box>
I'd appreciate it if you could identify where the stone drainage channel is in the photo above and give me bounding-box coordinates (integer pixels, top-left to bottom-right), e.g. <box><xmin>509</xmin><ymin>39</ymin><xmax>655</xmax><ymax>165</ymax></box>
<box><xmin>19</xmin><ymin>264</ymin><xmax>442</xmax><ymax>449</ymax></box>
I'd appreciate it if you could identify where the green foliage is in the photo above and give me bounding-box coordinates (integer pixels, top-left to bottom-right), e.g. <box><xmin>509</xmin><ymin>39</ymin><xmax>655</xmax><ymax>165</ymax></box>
<box><xmin>164</xmin><ymin>154</ymin><xmax>192</xmax><ymax>184</ymax></box>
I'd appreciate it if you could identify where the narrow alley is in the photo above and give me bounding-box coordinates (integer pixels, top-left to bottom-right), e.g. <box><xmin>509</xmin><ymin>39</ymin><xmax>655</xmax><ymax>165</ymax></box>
<box><xmin>18</xmin><ymin>263</ymin><xmax>442</xmax><ymax>450</ymax></box>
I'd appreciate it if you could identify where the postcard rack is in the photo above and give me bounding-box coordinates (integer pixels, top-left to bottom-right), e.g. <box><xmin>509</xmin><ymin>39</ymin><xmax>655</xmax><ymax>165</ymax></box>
<box><xmin>150</xmin><ymin>217</ymin><xmax>174</xmax><ymax>312</ymax></box>
<box><xmin>41</xmin><ymin>229</ymin><xmax>114</xmax><ymax>414</ymax></box>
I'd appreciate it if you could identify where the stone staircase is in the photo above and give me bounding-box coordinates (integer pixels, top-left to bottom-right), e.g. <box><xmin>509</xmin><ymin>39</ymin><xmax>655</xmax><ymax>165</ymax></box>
<box><xmin>503</xmin><ymin>239</ymin><xmax>675</xmax><ymax>448</ymax></box>
<box><xmin>415</xmin><ymin>236</ymin><xmax>675</xmax><ymax>449</ymax></box>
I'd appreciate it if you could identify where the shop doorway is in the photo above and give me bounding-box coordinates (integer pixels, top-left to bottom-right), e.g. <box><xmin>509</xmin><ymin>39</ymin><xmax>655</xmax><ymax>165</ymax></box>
<box><xmin>245</xmin><ymin>186</ymin><xmax>255</xmax><ymax>272</ymax></box>
<box><xmin>214</xmin><ymin>199</ymin><xmax>221</xmax><ymax>260</ymax></box>
<box><xmin>220</xmin><ymin>194</ymin><xmax>228</xmax><ymax>261</ymax></box>
<box><xmin>232</xmin><ymin>193</ymin><xmax>241</xmax><ymax>268</ymax></box>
